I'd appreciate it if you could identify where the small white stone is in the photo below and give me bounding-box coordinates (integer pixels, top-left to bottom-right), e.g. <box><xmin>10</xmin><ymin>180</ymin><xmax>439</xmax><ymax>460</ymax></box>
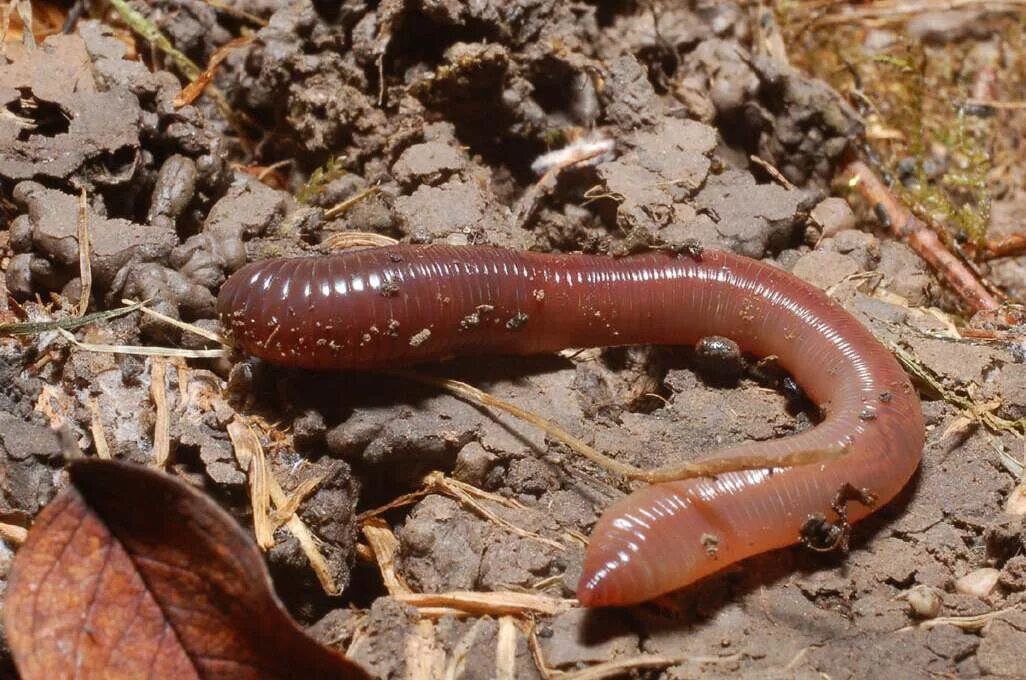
<box><xmin>1005</xmin><ymin>483</ymin><xmax>1026</xmax><ymax>516</ymax></box>
<box><xmin>955</xmin><ymin>568</ymin><xmax>1001</xmax><ymax>598</ymax></box>
<box><xmin>905</xmin><ymin>585</ymin><xmax>943</xmax><ymax>619</ymax></box>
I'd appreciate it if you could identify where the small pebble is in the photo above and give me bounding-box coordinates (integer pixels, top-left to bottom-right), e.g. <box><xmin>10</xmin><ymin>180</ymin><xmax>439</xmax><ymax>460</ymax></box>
<box><xmin>955</xmin><ymin>568</ymin><xmax>1001</xmax><ymax>599</ymax></box>
<box><xmin>810</xmin><ymin>197</ymin><xmax>856</xmax><ymax>237</ymax></box>
<box><xmin>1005</xmin><ymin>484</ymin><xmax>1026</xmax><ymax>516</ymax></box>
<box><xmin>906</xmin><ymin>585</ymin><xmax>943</xmax><ymax>619</ymax></box>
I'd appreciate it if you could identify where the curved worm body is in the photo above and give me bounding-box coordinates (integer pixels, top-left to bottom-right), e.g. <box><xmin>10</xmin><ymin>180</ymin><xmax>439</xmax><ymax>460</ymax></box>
<box><xmin>218</xmin><ymin>246</ymin><xmax>924</xmax><ymax>607</ymax></box>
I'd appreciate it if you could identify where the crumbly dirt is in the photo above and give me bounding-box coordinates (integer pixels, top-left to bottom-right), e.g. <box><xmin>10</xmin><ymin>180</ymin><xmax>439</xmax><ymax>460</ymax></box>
<box><xmin>2</xmin><ymin>2</ymin><xmax>1026</xmax><ymax>679</ymax></box>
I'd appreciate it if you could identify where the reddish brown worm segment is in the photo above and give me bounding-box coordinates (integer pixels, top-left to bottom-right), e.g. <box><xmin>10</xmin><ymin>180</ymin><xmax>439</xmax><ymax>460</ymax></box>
<box><xmin>217</xmin><ymin>245</ymin><xmax>924</xmax><ymax>607</ymax></box>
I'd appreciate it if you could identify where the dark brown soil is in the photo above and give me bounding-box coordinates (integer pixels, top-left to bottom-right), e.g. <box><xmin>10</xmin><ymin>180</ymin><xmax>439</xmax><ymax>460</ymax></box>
<box><xmin>2</xmin><ymin>2</ymin><xmax>1025</xmax><ymax>678</ymax></box>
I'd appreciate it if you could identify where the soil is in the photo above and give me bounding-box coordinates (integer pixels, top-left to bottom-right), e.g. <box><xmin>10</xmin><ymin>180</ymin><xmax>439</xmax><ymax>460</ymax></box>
<box><xmin>2</xmin><ymin>2</ymin><xmax>1026</xmax><ymax>679</ymax></box>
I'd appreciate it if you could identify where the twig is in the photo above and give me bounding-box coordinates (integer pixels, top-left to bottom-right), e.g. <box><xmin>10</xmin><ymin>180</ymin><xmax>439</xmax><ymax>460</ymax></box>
<box><xmin>750</xmin><ymin>155</ymin><xmax>797</xmax><ymax>191</ymax></box>
<box><xmin>387</xmin><ymin>370</ymin><xmax>845</xmax><ymax>483</ymax></box>
<box><xmin>978</xmin><ymin>233</ymin><xmax>1026</xmax><ymax>259</ymax></box>
<box><xmin>843</xmin><ymin>160</ymin><xmax>1001</xmax><ymax>313</ymax></box>
<box><xmin>174</xmin><ymin>35</ymin><xmax>253</xmax><ymax>108</ymax></box>
<box><xmin>76</xmin><ymin>188</ymin><xmax>92</xmax><ymax>316</ymax></box>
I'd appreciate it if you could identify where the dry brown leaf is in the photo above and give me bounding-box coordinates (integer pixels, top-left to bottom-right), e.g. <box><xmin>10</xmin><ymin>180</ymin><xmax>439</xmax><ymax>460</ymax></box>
<box><xmin>3</xmin><ymin>459</ymin><xmax>369</xmax><ymax>679</ymax></box>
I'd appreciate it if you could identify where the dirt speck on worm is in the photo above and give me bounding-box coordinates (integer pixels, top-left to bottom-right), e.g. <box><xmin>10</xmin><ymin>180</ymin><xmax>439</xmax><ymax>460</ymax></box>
<box><xmin>409</xmin><ymin>328</ymin><xmax>432</xmax><ymax>347</ymax></box>
<box><xmin>506</xmin><ymin>312</ymin><xmax>529</xmax><ymax>330</ymax></box>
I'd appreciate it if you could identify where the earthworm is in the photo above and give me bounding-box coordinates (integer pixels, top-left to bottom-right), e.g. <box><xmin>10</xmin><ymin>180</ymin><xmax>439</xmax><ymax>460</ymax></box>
<box><xmin>217</xmin><ymin>245</ymin><xmax>924</xmax><ymax>607</ymax></box>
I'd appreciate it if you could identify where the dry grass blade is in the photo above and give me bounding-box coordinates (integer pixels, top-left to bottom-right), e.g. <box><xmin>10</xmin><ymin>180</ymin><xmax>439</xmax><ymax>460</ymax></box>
<box><xmin>269</xmin><ymin>476</ymin><xmax>339</xmax><ymax>595</ymax></box>
<box><xmin>58</xmin><ymin>328</ymin><xmax>230</xmax><ymax>359</ymax></box>
<box><xmin>904</xmin><ymin>607</ymin><xmax>1018</xmax><ymax>631</ymax></box>
<box><xmin>230</xmin><ymin>422</ymin><xmax>337</xmax><ymax>592</ymax></box>
<box><xmin>389</xmin><ymin>370</ymin><xmax>845</xmax><ymax>483</ymax></box>
<box><xmin>424</xmin><ymin>472</ymin><xmax>564</xmax><ymax>550</ymax></box>
<box><xmin>356</xmin><ymin>487</ymin><xmax>432</xmax><ymax>521</ymax></box>
<box><xmin>556</xmin><ymin>655</ymin><xmax>687</xmax><ymax>680</ymax></box>
<box><xmin>428</xmin><ymin>472</ymin><xmax>523</xmax><ymax>509</ymax></box>
<box><xmin>227</xmin><ymin>419</ymin><xmax>275</xmax><ymax>549</ymax></box>
<box><xmin>122</xmin><ymin>298</ymin><xmax>227</xmax><ymax>344</ymax></box>
<box><xmin>76</xmin><ymin>188</ymin><xmax>92</xmax><ymax>316</ymax></box>
<box><xmin>226</xmin><ymin>425</ymin><xmax>337</xmax><ymax>593</ymax></box>
<box><xmin>397</xmin><ymin>591</ymin><xmax>575</xmax><ymax>618</ymax></box>
<box><xmin>322</xmin><ymin>229</ymin><xmax>397</xmax><ymax>250</ymax></box>
<box><xmin>323</xmin><ymin>186</ymin><xmax>382</xmax><ymax>220</ymax></box>
<box><xmin>0</xmin><ymin>300</ymin><xmax>146</xmax><ymax>336</ymax></box>
<box><xmin>813</xmin><ymin>0</ymin><xmax>1026</xmax><ymax>26</ymax></box>
<box><xmin>13</xmin><ymin>0</ymin><xmax>32</xmax><ymax>47</ymax></box>
<box><xmin>269</xmin><ymin>473</ymin><xmax>325</xmax><ymax>529</ymax></box>
<box><xmin>406</xmin><ymin>620</ymin><xmax>445</xmax><ymax>679</ymax></box>
<box><xmin>496</xmin><ymin>617</ymin><xmax>517</xmax><ymax>680</ymax></box>
<box><xmin>362</xmin><ymin>518</ymin><xmax>572</xmax><ymax>617</ymax></box>
<box><xmin>362</xmin><ymin>517</ymin><xmax>413</xmax><ymax>597</ymax></box>
<box><xmin>965</xmin><ymin>98</ymin><xmax>1026</xmax><ymax>111</ymax></box>
<box><xmin>890</xmin><ymin>343</ymin><xmax>1026</xmax><ymax>436</ymax></box>
<box><xmin>445</xmin><ymin>619</ymin><xmax>487</xmax><ymax>679</ymax></box>
<box><xmin>149</xmin><ymin>359</ymin><xmax>171</xmax><ymax>468</ymax></box>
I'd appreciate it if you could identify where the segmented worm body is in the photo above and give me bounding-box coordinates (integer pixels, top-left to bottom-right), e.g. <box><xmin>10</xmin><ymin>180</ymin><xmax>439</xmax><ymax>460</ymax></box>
<box><xmin>218</xmin><ymin>245</ymin><xmax>924</xmax><ymax>607</ymax></box>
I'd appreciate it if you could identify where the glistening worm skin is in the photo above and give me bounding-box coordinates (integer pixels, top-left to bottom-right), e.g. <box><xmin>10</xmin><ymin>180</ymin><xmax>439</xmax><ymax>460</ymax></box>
<box><xmin>217</xmin><ymin>245</ymin><xmax>924</xmax><ymax>607</ymax></box>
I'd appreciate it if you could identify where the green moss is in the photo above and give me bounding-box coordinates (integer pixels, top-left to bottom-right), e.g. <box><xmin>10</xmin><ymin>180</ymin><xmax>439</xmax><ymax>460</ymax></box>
<box><xmin>775</xmin><ymin>5</ymin><xmax>1000</xmax><ymax>246</ymax></box>
<box><xmin>297</xmin><ymin>156</ymin><xmax>347</xmax><ymax>205</ymax></box>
